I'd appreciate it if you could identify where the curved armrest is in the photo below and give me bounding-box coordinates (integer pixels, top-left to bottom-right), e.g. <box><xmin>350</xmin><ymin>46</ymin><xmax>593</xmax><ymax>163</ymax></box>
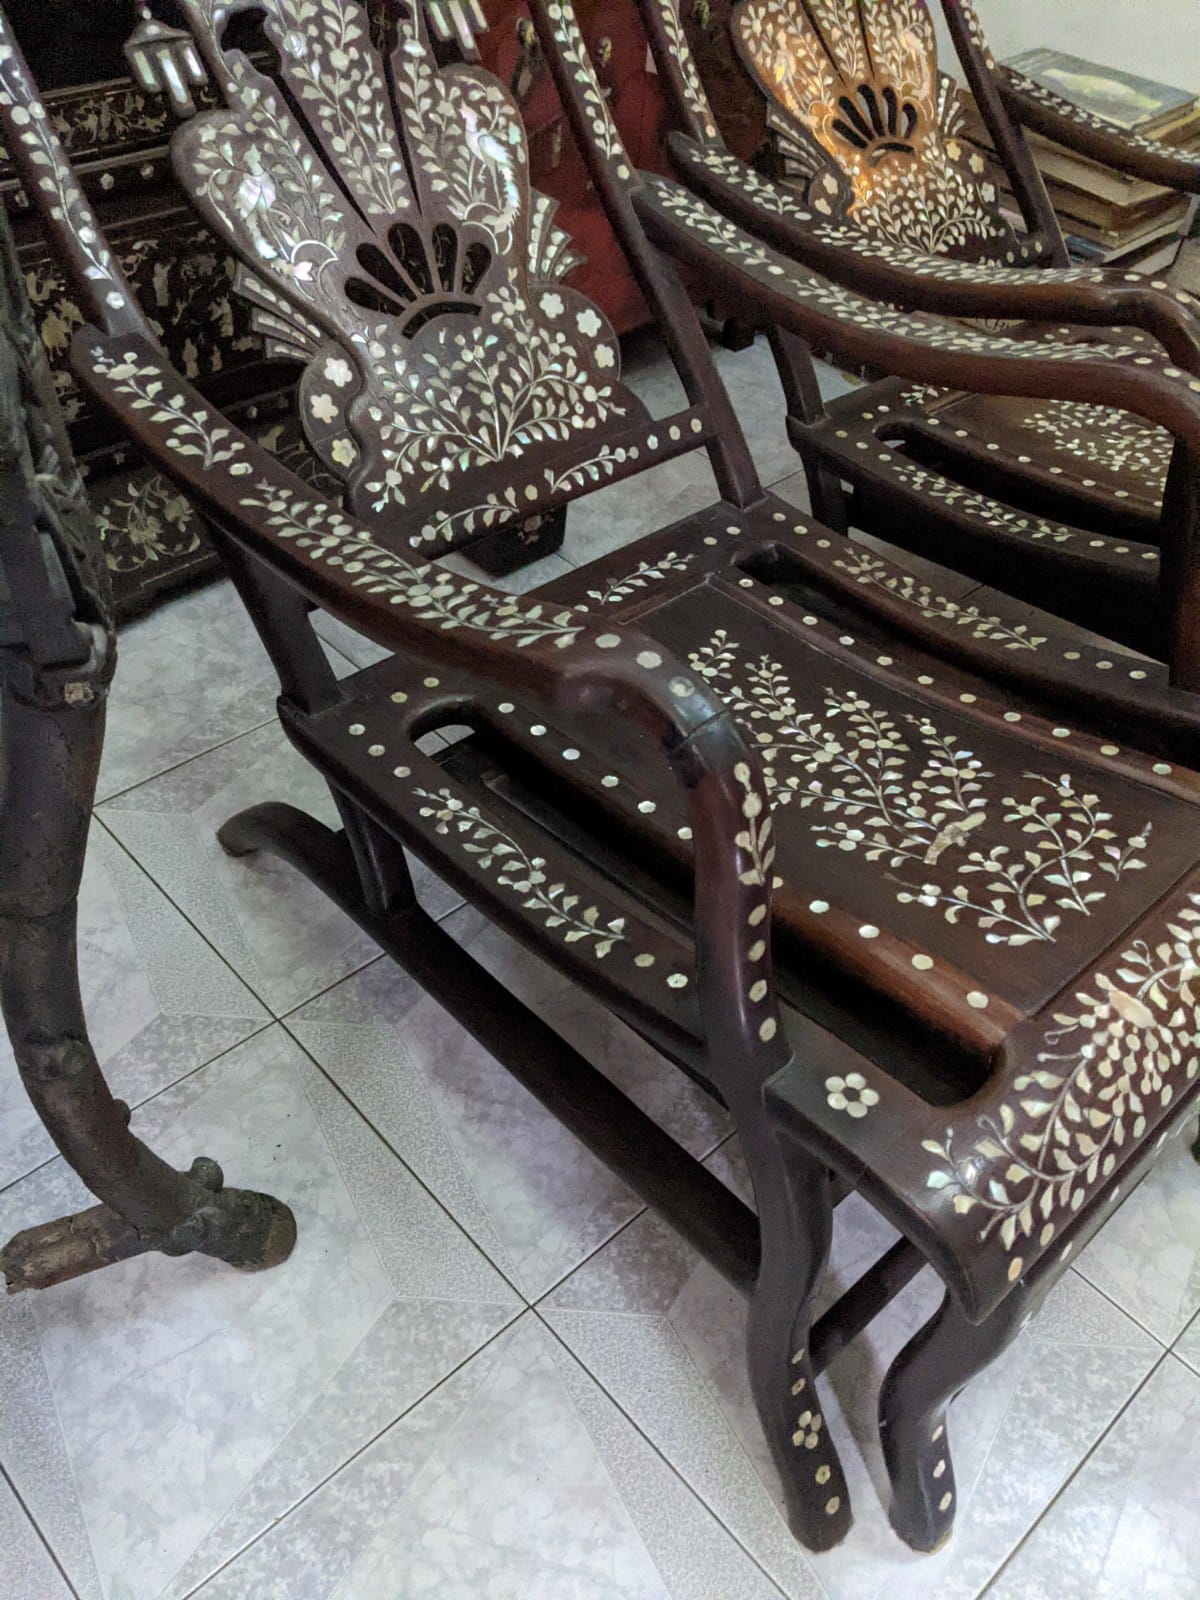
<box><xmin>1001</xmin><ymin>71</ymin><xmax>1200</xmax><ymax>197</ymax></box>
<box><xmin>635</xmin><ymin>174</ymin><xmax>1200</xmax><ymax>442</ymax></box>
<box><xmin>666</xmin><ymin>137</ymin><xmax>1200</xmax><ymax>371</ymax></box>
<box><xmin>71</xmin><ymin>325</ymin><xmax>790</xmax><ymax>1081</ymax></box>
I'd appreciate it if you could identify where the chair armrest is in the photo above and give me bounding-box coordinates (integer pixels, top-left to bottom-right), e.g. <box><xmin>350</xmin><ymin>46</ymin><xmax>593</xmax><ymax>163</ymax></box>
<box><xmin>635</xmin><ymin>174</ymin><xmax>1200</xmax><ymax>437</ymax></box>
<box><xmin>1001</xmin><ymin>70</ymin><xmax>1200</xmax><ymax>197</ymax></box>
<box><xmin>666</xmin><ymin>137</ymin><xmax>1200</xmax><ymax>371</ymax></box>
<box><xmin>71</xmin><ymin>325</ymin><xmax>791</xmax><ymax>1081</ymax></box>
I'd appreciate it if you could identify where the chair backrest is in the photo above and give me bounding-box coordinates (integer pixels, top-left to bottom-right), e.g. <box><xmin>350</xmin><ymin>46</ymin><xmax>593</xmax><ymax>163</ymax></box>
<box><xmin>0</xmin><ymin>0</ymin><xmax>768</xmax><ymax>583</ymax></box>
<box><xmin>672</xmin><ymin>0</ymin><xmax>1046</xmax><ymax>263</ymax></box>
<box><xmin>130</xmin><ymin>0</ymin><xmax>755</xmax><ymax>558</ymax></box>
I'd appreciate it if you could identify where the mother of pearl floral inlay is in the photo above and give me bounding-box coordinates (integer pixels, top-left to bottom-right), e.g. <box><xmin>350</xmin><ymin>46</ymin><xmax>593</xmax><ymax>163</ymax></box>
<box><xmin>689</xmin><ymin>627</ymin><xmax>1150</xmax><ymax>947</ymax></box>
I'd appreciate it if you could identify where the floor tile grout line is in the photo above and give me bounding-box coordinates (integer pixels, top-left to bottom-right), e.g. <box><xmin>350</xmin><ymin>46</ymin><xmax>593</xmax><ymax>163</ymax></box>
<box><xmin>1069</xmin><ymin>1254</ymin><xmax>1182</xmax><ymax>1349</ymax></box>
<box><xmin>0</xmin><ymin>1016</ymin><xmax>278</xmax><ymax>1203</ymax></box>
<box><xmin>94</xmin><ymin>713</ymin><xmax>277</xmax><ymax>810</ymax></box>
<box><xmin>529</xmin><ymin>1130</ymin><xmax>740</xmax><ymax>1315</ymax></box>
<box><xmin>175</xmin><ymin>1307</ymin><xmax>528</xmax><ymax>1600</ymax></box>
<box><xmin>275</xmin><ymin>1015</ymin><xmax>532</xmax><ymax>1305</ymax></box>
<box><xmin>90</xmin><ymin>814</ymin><xmax>292</xmax><ymax>1022</ymax></box>
<box><xmin>94</xmin><ymin>627</ymin><xmax>365</xmax><ymax>812</ymax></box>
<box><xmin>0</xmin><ymin>1459</ymin><xmax>85</xmax><ymax>1600</ymax></box>
<box><xmin>968</xmin><ymin>1347</ymin><xmax>1173</xmax><ymax>1600</ymax></box>
<box><xmin>277</xmin><ymin>1007</ymin><xmax>732</xmax><ymax>1314</ymax></box>
<box><xmin>531</xmin><ymin>1308</ymin><xmax>796</xmax><ymax>1600</ymax></box>
<box><xmin>522</xmin><ymin>1312</ymin><xmax>765</xmax><ymax>1600</ymax></box>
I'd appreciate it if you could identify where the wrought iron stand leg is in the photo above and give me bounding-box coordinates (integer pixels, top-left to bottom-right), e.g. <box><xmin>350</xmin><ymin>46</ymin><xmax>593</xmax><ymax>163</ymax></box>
<box><xmin>878</xmin><ymin>1282</ymin><xmax>1041</xmax><ymax>1551</ymax></box>
<box><xmin>0</xmin><ymin>684</ymin><xmax>296</xmax><ymax>1293</ymax></box>
<box><xmin>745</xmin><ymin>1127</ymin><xmax>852</xmax><ymax>1550</ymax></box>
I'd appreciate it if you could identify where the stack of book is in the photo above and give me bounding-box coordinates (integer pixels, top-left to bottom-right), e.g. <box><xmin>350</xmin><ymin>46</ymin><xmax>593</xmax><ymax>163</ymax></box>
<box><xmin>958</xmin><ymin>48</ymin><xmax>1200</xmax><ymax>271</ymax></box>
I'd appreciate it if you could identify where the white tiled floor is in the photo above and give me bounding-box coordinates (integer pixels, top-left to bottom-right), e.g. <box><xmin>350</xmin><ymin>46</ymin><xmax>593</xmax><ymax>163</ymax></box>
<box><xmin>3</xmin><ymin>334</ymin><xmax>1200</xmax><ymax>1600</ymax></box>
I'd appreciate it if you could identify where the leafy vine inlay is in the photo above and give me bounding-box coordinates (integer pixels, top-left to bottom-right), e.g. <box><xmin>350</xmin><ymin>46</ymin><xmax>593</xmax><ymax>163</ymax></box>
<box><xmin>689</xmin><ymin>628</ymin><xmax>1149</xmax><ymax>947</ymax></box>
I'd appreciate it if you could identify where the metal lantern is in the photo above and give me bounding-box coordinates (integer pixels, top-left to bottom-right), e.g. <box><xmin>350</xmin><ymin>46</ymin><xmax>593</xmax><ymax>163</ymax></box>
<box><xmin>423</xmin><ymin>0</ymin><xmax>489</xmax><ymax>61</ymax></box>
<box><xmin>123</xmin><ymin>5</ymin><xmax>208</xmax><ymax>118</ymax></box>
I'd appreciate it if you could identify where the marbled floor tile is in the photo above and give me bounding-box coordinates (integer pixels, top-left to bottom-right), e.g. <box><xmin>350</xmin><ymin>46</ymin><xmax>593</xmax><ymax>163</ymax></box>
<box><xmin>438</xmin><ymin>547</ymin><xmax>577</xmax><ymax>596</ymax></box>
<box><xmin>190</xmin><ymin>1316</ymin><xmax>785</xmax><ymax>1600</ymax></box>
<box><xmin>98</xmin><ymin>580</ymin><xmax>345</xmax><ymax>802</ymax></box>
<box><xmin>0</xmin><ymin>825</ymin><xmax>267</xmax><ymax>1191</ymax></box>
<box><xmin>288</xmin><ymin>904</ymin><xmax>731</xmax><ymax>1301</ymax></box>
<box><xmin>541</xmin><ymin>1146</ymin><xmax>1160</xmax><ymax>1600</ymax></box>
<box><xmin>1075</xmin><ymin>1126</ymin><xmax>1200</xmax><ymax>1343</ymax></box>
<box><xmin>310</xmin><ymin>607</ymin><xmax>392</xmax><ymax>671</ymax></box>
<box><xmin>983</xmin><ymin>1356</ymin><xmax>1200</xmax><ymax>1600</ymax></box>
<box><xmin>0</xmin><ymin>1027</ymin><xmax>517</xmax><ymax>1600</ymax></box>
<box><xmin>558</xmin><ymin>452</ymin><xmax>721</xmax><ymax>570</ymax></box>
<box><xmin>0</xmin><ymin>1469</ymin><xmax>75</xmax><ymax>1600</ymax></box>
<box><xmin>1176</xmin><ymin>1308</ymin><xmax>1200</xmax><ymax>1376</ymax></box>
<box><xmin>99</xmin><ymin>721</ymin><xmax>460</xmax><ymax>1017</ymax></box>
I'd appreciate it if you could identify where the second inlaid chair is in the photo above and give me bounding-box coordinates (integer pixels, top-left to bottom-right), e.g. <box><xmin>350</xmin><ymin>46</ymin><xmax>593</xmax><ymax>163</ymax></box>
<box><xmin>639</xmin><ymin>0</ymin><xmax>1200</xmax><ymax>667</ymax></box>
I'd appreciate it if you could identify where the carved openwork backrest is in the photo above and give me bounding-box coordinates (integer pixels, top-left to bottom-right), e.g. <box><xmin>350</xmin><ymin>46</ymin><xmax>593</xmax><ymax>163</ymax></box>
<box><xmin>162</xmin><ymin>0</ymin><xmax>684</xmax><ymax>558</ymax></box>
<box><xmin>729</xmin><ymin>0</ymin><xmax>1023</xmax><ymax>260</ymax></box>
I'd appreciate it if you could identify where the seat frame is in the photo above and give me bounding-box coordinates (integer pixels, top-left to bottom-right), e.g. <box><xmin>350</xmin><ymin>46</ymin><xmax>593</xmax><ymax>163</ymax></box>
<box><xmin>4</xmin><ymin>0</ymin><xmax>1200</xmax><ymax>1558</ymax></box>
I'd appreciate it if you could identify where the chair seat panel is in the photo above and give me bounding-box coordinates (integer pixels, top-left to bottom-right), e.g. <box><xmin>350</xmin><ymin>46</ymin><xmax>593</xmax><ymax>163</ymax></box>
<box><xmin>626</xmin><ymin>578</ymin><xmax>1199</xmax><ymax>1021</ymax></box>
<box><xmin>539</xmin><ymin>493</ymin><xmax>1196</xmax><ymax>767</ymax></box>
<box><xmin>768</xmin><ymin>864</ymin><xmax>1200</xmax><ymax>1321</ymax></box>
<box><xmin>297</xmin><ymin>515</ymin><xmax>1200</xmax><ymax>1076</ymax></box>
<box><xmin>907</xmin><ymin>388</ymin><xmax>1170</xmax><ymax>530</ymax></box>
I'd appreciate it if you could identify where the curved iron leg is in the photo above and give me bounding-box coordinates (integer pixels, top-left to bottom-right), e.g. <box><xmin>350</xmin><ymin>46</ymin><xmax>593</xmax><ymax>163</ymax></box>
<box><xmin>878</xmin><ymin>1282</ymin><xmax>1042</xmax><ymax>1551</ymax></box>
<box><xmin>745</xmin><ymin>1127</ymin><xmax>852</xmax><ymax>1551</ymax></box>
<box><xmin>0</xmin><ymin>683</ymin><xmax>296</xmax><ymax>1292</ymax></box>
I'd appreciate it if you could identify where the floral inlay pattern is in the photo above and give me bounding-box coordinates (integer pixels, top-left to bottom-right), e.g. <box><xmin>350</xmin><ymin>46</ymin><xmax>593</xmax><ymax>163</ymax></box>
<box><xmin>924</xmin><ymin>893</ymin><xmax>1200</xmax><ymax>1265</ymax></box>
<box><xmin>642</xmin><ymin>177</ymin><xmax>1142</xmax><ymax>368</ymax></box>
<box><xmin>1020</xmin><ymin>402</ymin><xmax>1173</xmax><ymax>493</ymax></box>
<box><xmin>415</xmin><ymin>787</ymin><xmax>636</xmax><ymax>958</ymax></box>
<box><xmin>689</xmin><ymin>628</ymin><xmax>1150</xmax><ymax>947</ymax></box>
<box><xmin>585</xmin><ymin>549</ymin><xmax>700</xmax><ymax>605</ymax></box>
<box><xmin>166</xmin><ymin>0</ymin><xmax>639</xmax><ymax>553</ymax></box>
<box><xmin>96</xmin><ymin>473</ymin><xmax>202</xmax><ymax>573</ymax></box>
<box><xmin>657</xmin><ymin>0</ymin><xmax>720</xmax><ymax>139</ymax></box>
<box><xmin>831</xmin><ymin>546</ymin><xmax>1046</xmax><ymax>651</ymax></box>
<box><xmin>825</xmin><ymin>1072</ymin><xmax>879</xmax><ymax>1118</ymax></box>
<box><xmin>732</xmin><ymin>0</ymin><xmax>1018</xmax><ymax>259</ymax></box>
<box><xmin>887</xmin><ymin>459</ymin><xmax>1097</xmax><ymax>549</ymax></box>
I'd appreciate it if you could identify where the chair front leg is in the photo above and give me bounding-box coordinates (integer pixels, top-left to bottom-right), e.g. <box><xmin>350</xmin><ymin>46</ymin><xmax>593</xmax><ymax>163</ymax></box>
<box><xmin>745</xmin><ymin>1124</ymin><xmax>852</xmax><ymax>1550</ymax></box>
<box><xmin>878</xmin><ymin>1278</ymin><xmax>1046</xmax><ymax>1551</ymax></box>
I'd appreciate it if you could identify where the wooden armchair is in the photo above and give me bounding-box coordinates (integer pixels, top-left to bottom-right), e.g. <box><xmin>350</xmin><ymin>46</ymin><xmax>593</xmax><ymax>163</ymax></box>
<box><xmin>636</xmin><ymin>0</ymin><xmax>1200</xmax><ymax>667</ymax></box>
<box><xmin>5</xmin><ymin>0</ymin><xmax>1200</xmax><ymax>1555</ymax></box>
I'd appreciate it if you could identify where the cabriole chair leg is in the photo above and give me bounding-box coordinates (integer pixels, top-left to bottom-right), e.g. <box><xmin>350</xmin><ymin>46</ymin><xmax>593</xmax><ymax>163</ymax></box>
<box><xmin>745</xmin><ymin>1128</ymin><xmax>853</xmax><ymax>1550</ymax></box>
<box><xmin>878</xmin><ymin>1281</ymin><xmax>1044</xmax><ymax>1551</ymax></box>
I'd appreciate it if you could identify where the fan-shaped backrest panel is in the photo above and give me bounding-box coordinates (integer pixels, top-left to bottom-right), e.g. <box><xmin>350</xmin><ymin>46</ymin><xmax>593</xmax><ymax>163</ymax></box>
<box><xmin>171</xmin><ymin>0</ymin><xmax>651</xmax><ymax>555</ymax></box>
<box><xmin>731</xmin><ymin>0</ymin><xmax>1020</xmax><ymax>261</ymax></box>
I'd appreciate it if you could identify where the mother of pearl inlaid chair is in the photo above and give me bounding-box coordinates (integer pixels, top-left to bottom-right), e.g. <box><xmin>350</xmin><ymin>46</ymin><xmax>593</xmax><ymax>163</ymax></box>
<box><xmin>4</xmin><ymin>0</ymin><xmax>1200</xmax><ymax>1554</ymax></box>
<box><xmin>635</xmin><ymin>0</ymin><xmax>1200</xmax><ymax>669</ymax></box>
